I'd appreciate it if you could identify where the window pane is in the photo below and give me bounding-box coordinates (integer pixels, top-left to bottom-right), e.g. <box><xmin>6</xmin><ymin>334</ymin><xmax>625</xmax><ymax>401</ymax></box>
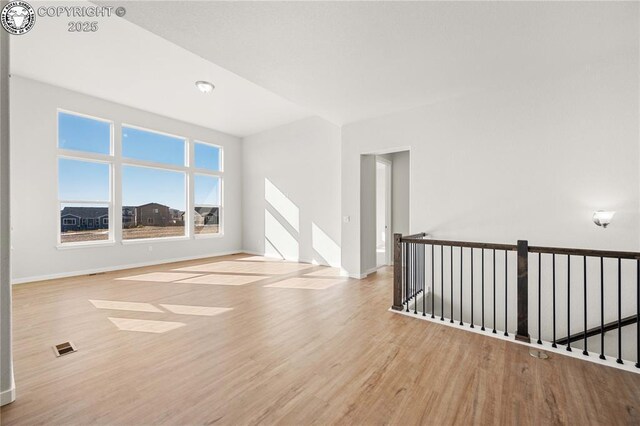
<box><xmin>122</xmin><ymin>165</ymin><xmax>185</xmax><ymax>240</ymax></box>
<box><xmin>194</xmin><ymin>142</ymin><xmax>221</xmax><ymax>171</ymax></box>
<box><xmin>58</xmin><ymin>158</ymin><xmax>110</xmax><ymax>202</ymax></box>
<box><xmin>194</xmin><ymin>207</ymin><xmax>220</xmax><ymax>235</ymax></box>
<box><xmin>122</xmin><ymin>126</ymin><xmax>185</xmax><ymax>166</ymax></box>
<box><xmin>60</xmin><ymin>203</ymin><xmax>109</xmax><ymax>244</ymax></box>
<box><xmin>58</xmin><ymin>112</ymin><xmax>111</xmax><ymax>155</ymax></box>
<box><xmin>194</xmin><ymin>175</ymin><xmax>220</xmax><ymax>205</ymax></box>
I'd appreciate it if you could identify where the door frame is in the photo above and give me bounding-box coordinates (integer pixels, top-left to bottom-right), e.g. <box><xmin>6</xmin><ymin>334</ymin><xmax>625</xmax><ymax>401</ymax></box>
<box><xmin>376</xmin><ymin>157</ymin><xmax>392</xmax><ymax>266</ymax></box>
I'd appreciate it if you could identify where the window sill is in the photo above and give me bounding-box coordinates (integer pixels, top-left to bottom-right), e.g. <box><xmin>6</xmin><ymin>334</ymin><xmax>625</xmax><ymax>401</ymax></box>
<box><xmin>121</xmin><ymin>236</ymin><xmax>190</xmax><ymax>245</ymax></box>
<box><xmin>195</xmin><ymin>233</ymin><xmax>224</xmax><ymax>239</ymax></box>
<box><xmin>57</xmin><ymin>240</ymin><xmax>116</xmax><ymax>250</ymax></box>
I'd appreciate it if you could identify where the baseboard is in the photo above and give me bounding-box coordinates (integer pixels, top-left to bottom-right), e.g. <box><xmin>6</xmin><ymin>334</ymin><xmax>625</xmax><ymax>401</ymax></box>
<box><xmin>0</xmin><ymin>382</ymin><xmax>15</xmax><ymax>406</ymax></box>
<box><xmin>11</xmin><ymin>250</ymin><xmax>243</xmax><ymax>285</ymax></box>
<box><xmin>350</xmin><ymin>266</ymin><xmax>380</xmax><ymax>279</ymax></box>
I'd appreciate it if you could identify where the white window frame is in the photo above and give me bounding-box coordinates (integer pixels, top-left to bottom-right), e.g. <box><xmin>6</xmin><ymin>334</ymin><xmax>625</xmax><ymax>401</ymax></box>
<box><xmin>57</xmin><ymin>109</ymin><xmax>114</xmax><ymax>248</ymax></box>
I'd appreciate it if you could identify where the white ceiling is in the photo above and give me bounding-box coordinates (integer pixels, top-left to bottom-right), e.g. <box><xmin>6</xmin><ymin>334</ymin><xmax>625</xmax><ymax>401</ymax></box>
<box><xmin>11</xmin><ymin>1</ymin><xmax>638</xmax><ymax>136</ymax></box>
<box><xmin>103</xmin><ymin>1</ymin><xmax>638</xmax><ymax>126</ymax></box>
<box><xmin>9</xmin><ymin>1</ymin><xmax>311</xmax><ymax>137</ymax></box>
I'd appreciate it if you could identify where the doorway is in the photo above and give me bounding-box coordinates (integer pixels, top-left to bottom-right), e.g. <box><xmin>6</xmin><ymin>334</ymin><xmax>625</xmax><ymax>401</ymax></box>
<box><xmin>376</xmin><ymin>157</ymin><xmax>391</xmax><ymax>267</ymax></box>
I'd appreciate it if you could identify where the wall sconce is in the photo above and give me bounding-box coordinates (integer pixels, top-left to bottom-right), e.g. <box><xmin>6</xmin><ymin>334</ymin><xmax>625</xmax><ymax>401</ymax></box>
<box><xmin>593</xmin><ymin>211</ymin><xmax>615</xmax><ymax>228</ymax></box>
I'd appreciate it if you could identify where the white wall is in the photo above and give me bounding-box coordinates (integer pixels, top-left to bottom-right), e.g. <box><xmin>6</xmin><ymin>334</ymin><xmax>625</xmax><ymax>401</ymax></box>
<box><xmin>1</xmin><ymin>23</ymin><xmax>15</xmax><ymax>406</ymax></box>
<box><xmin>342</xmin><ymin>51</ymin><xmax>639</xmax><ymax>277</ymax></box>
<box><xmin>242</xmin><ymin>117</ymin><xmax>341</xmax><ymax>267</ymax></box>
<box><xmin>10</xmin><ymin>77</ymin><xmax>243</xmax><ymax>283</ymax></box>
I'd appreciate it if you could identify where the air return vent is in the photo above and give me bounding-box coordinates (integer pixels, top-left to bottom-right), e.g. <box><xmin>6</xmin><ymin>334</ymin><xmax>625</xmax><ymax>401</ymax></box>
<box><xmin>53</xmin><ymin>342</ymin><xmax>77</xmax><ymax>357</ymax></box>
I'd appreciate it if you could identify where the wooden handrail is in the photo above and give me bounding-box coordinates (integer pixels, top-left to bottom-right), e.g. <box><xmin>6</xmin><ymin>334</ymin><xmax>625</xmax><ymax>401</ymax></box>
<box><xmin>400</xmin><ymin>237</ymin><xmax>516</xmax><ymax>252</ymax></box>
<box><xmin>529</xmin><ymin>245</ymin><xmax>640</xmax><ymax>260</ymax></box>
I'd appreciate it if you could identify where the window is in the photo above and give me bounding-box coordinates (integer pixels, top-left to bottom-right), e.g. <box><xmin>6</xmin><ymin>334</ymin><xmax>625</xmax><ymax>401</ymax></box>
<box><xmin>122</xmin><ymin>126</ymin><xmax>185</xmax><ymax>166</ymax></box>
<box><xmin>56</xmin><ymin>111</ymin><xmax>225</xmax><ymax>246</ymax></box>
<box><xmin>194</xmin><ymin>174</ymin><xmax>221</xmax><ymax>236</ymax></box>
<box><xmin>194</xmin><ymin>141</ymin><xmax>221</xmax><ymax>171</ymax></box>
<box><xmin>57</xmin><ymin>111</ymin><xmax>113</xmax><ymax>245</ymax></box>
<box><xmin>59</xmin><ymin>111</ymin><xmax>111</xmax><ymax>155</ymax></box>
<box><xmin>121</xmin><ymin>126</ymin><xmax>187</xmax><ymax>240</ymax></box>
<box><xmin>194</xmin><ymin>141</ymin><xmax>222</xmax><ymax>235</ymax></box>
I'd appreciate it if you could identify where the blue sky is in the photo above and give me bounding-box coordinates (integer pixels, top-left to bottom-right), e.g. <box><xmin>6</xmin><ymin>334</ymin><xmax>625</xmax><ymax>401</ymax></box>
<box><xmin>122</xmin><ymin>166</ymin><xmax>185</xmax><ymax>210</ymax></box>
<box><xmin>194</xmin><ymin>142</ymin><xmax>220</xmax><ymax>171</ymax></box>
<box><xmin>58</xmin><ymin>158</ymin><xmax>109</xmax><ymax>201</ymax></box>
<box><xmin>123</xmin><ymin>126</ymin><xmax>185</xmax><ymax>166</ymax></box>
<box><xmin>59</xmin><ymin>114</ymin><xmax>220</xmax><ymax>212</ymax></box>
<box><xmin>59</xmin><ymin>112</ymin><xmax>111</xmax><ymax>154</ymax></box>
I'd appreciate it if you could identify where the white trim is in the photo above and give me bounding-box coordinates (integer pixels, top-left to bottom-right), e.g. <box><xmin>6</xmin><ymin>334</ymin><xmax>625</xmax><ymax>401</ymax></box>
<box><xmin>57</xmin><ymin>240</ymin><xmax>115</xmax><ymax>250</ymax></box>
<box><xmin>390</xmin><ymin>308</ymin><xmax>640</xmax><ymax>375</ymax></box>
<box><xmin>0</xmin><ymin>383</ymin><xmax>15</xmax><ymax>406</ymax></box>
<box><xmin>121</xmin><ymin>235</ymin><xmax>189</xmax><ymax>245</ymax></box>
<box><xmin>11</xmin><ymin>250</ymin><xmax>243</xmax><ymax>285</ymax></box>
<box><xmin>0</xmin><ymin>368</ymin><xmax>15</xmax><ymax>406</ymax></box>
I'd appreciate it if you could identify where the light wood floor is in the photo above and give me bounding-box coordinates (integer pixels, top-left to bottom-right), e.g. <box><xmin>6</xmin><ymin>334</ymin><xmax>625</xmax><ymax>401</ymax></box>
<box><xmin>2</xmin><ymin>253</ymin><xmax>640</xmax><ymax>425</ymax></box>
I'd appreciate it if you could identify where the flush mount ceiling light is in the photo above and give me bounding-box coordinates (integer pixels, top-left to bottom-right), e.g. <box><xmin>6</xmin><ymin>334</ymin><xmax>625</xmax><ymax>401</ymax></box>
<box><xmin>195</xmin><ymin>80</ymin><xmax>215</xmax><ymax>94</ymax></box>
<box><xmin>593</xmin><ymin>211</ymin><xmax>615</xmax><ymax>228</ymax></box>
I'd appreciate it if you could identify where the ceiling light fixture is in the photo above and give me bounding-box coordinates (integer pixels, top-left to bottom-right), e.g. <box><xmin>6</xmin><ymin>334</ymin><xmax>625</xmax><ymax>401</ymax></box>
<box><xmin>195</xmin><ymin>80</ymin><xmax>215</xmax><ymax>94</ymax></box>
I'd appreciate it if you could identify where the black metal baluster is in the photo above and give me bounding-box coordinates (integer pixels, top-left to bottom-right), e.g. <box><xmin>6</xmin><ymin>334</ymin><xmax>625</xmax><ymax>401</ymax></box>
<box><xmin>552</xmin><ymin>254</ymin><xmax>557</xmax><ymax>348</ymax></box>
<box><xmin>413</xmin><ymin>244</ymin><xmax>422</xmax><ymax>314</ymax></box>
<box><xmin>481</xmin><ymin>249</ymin><xmax>485</xmax><ymax>331</ymax></box>
<box><xmin>405</xmin><ymin>242</ymin><xmax>409</xmax><ymax>312</ymax></box>
<box><xmin>470</xmin><ymin>249</ymin><xmax>474</xmax><ymax>328</ymax></box>
<box><xmin>600</xmin><ymin>257</ymin><xmax>605</xmax><ymax>360</ymax></box>
<box><xmin>450</xmin><ymin>246</ymin><xmax>454</xmax><ymax>323</ymax></box>
<box><xmin>583</xmin><ymin>256</ymin><xmax>588</xmax><ymax>356</ymax></box>
<box><xmin>492</xmin><ymin>249</ymin><xmax>496</xmax><ymax>334</ymax></box>
<box><xmin>567</xmin><ymin>255</ymin><xmax>571</xmax><ymax>352</ymax></box>
<box><xmin>420</xmin><ymin>245</ymin><xmax>427</xmax><ymax>317</ymax></box>
<box><xmin>617</xmin><ymin>257</ymin><xmax>622</xmax><ymax>364</ymax></box>
<box><xmin>537</xmin><ymin>253</ymin><xmax>542</xmax><ymax>345</ymax></box>
<box><xmin>460</xmin><ymin>247</ymin><xmax>464</xmax><ymax>326</ymax></box>
<box><xmin>504</xmin><ymin>250</ymin><xmax>508</xmax><ymax>337</ymax></box>
<box><xmin>430</xmin><ymin>245</ymin><xmax>434</xmax><ymax>318</ymax></box>
<box><xmin>440</xmin><ymin>245</ymin><xmax>444</xmax><ymax>321</ymax></box>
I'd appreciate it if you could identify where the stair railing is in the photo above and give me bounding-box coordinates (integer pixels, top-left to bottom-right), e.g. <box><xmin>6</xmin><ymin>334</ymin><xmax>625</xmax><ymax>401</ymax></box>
<box><xmin>392</xmin><ymin>233</ymin><xmax>640</xmax><ymax>368</ymax></box>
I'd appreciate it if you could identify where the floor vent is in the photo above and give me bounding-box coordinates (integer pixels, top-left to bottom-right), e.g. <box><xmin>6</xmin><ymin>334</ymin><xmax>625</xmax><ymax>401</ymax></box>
<box><xmin>53</xmin><ymin>342</ymin><xmax>77</xmax><ymax>357</ymax></box>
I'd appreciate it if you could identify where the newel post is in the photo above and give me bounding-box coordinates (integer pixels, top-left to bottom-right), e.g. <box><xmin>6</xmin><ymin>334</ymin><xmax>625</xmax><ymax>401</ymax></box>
<box><xmin>516</xmin><ymin>240</ymin><xmax>531</xmax><ymax>343</ymax></box>
<box><xmin>392</xmin><ymin>233</ymin><xmax>403</xmax><ymax>311</ymax></box>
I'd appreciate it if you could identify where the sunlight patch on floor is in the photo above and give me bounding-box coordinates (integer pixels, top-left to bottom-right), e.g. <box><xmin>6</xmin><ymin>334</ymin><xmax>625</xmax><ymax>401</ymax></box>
<box><xmin>303</xmin><ymin>267</ymin><xmax>344</xmax><ymax>278</ymax></box>
<box><xmin>108</xmin><ymin>317</ymin><xmax>185</xmax><ymax>333</ymax></box>
<box><xmin>236</xmin><ymin>255</ymin><xmax>284</xmax><ymax>262</ymax></box>
<box><xmin>89</xmin><ymin>299</ymin><xmax>163</xmax><ymax>313</ymax></box>
<box><xmin>176</xmin><ymin>274</ymin><xmax>269</xmax><ymax>286</ymax></box>
<box><xmin>175</xmin><ymin>261</ymin><xmax>310</xmax><ymax>275</ymax></box>
<box><xmin>159</xmin><ymin>304</ymin><xmax>233</xmax><ymax>316</ymax></box>
<box><xmin>115</xmin><ymin>272</ymin><xmax>203</xmax><ymax>282</ymax></box>
<box><xmin>264</xmin><ymin>277</ymin><xmax>345</xmax><ymax>290</ymax></box>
